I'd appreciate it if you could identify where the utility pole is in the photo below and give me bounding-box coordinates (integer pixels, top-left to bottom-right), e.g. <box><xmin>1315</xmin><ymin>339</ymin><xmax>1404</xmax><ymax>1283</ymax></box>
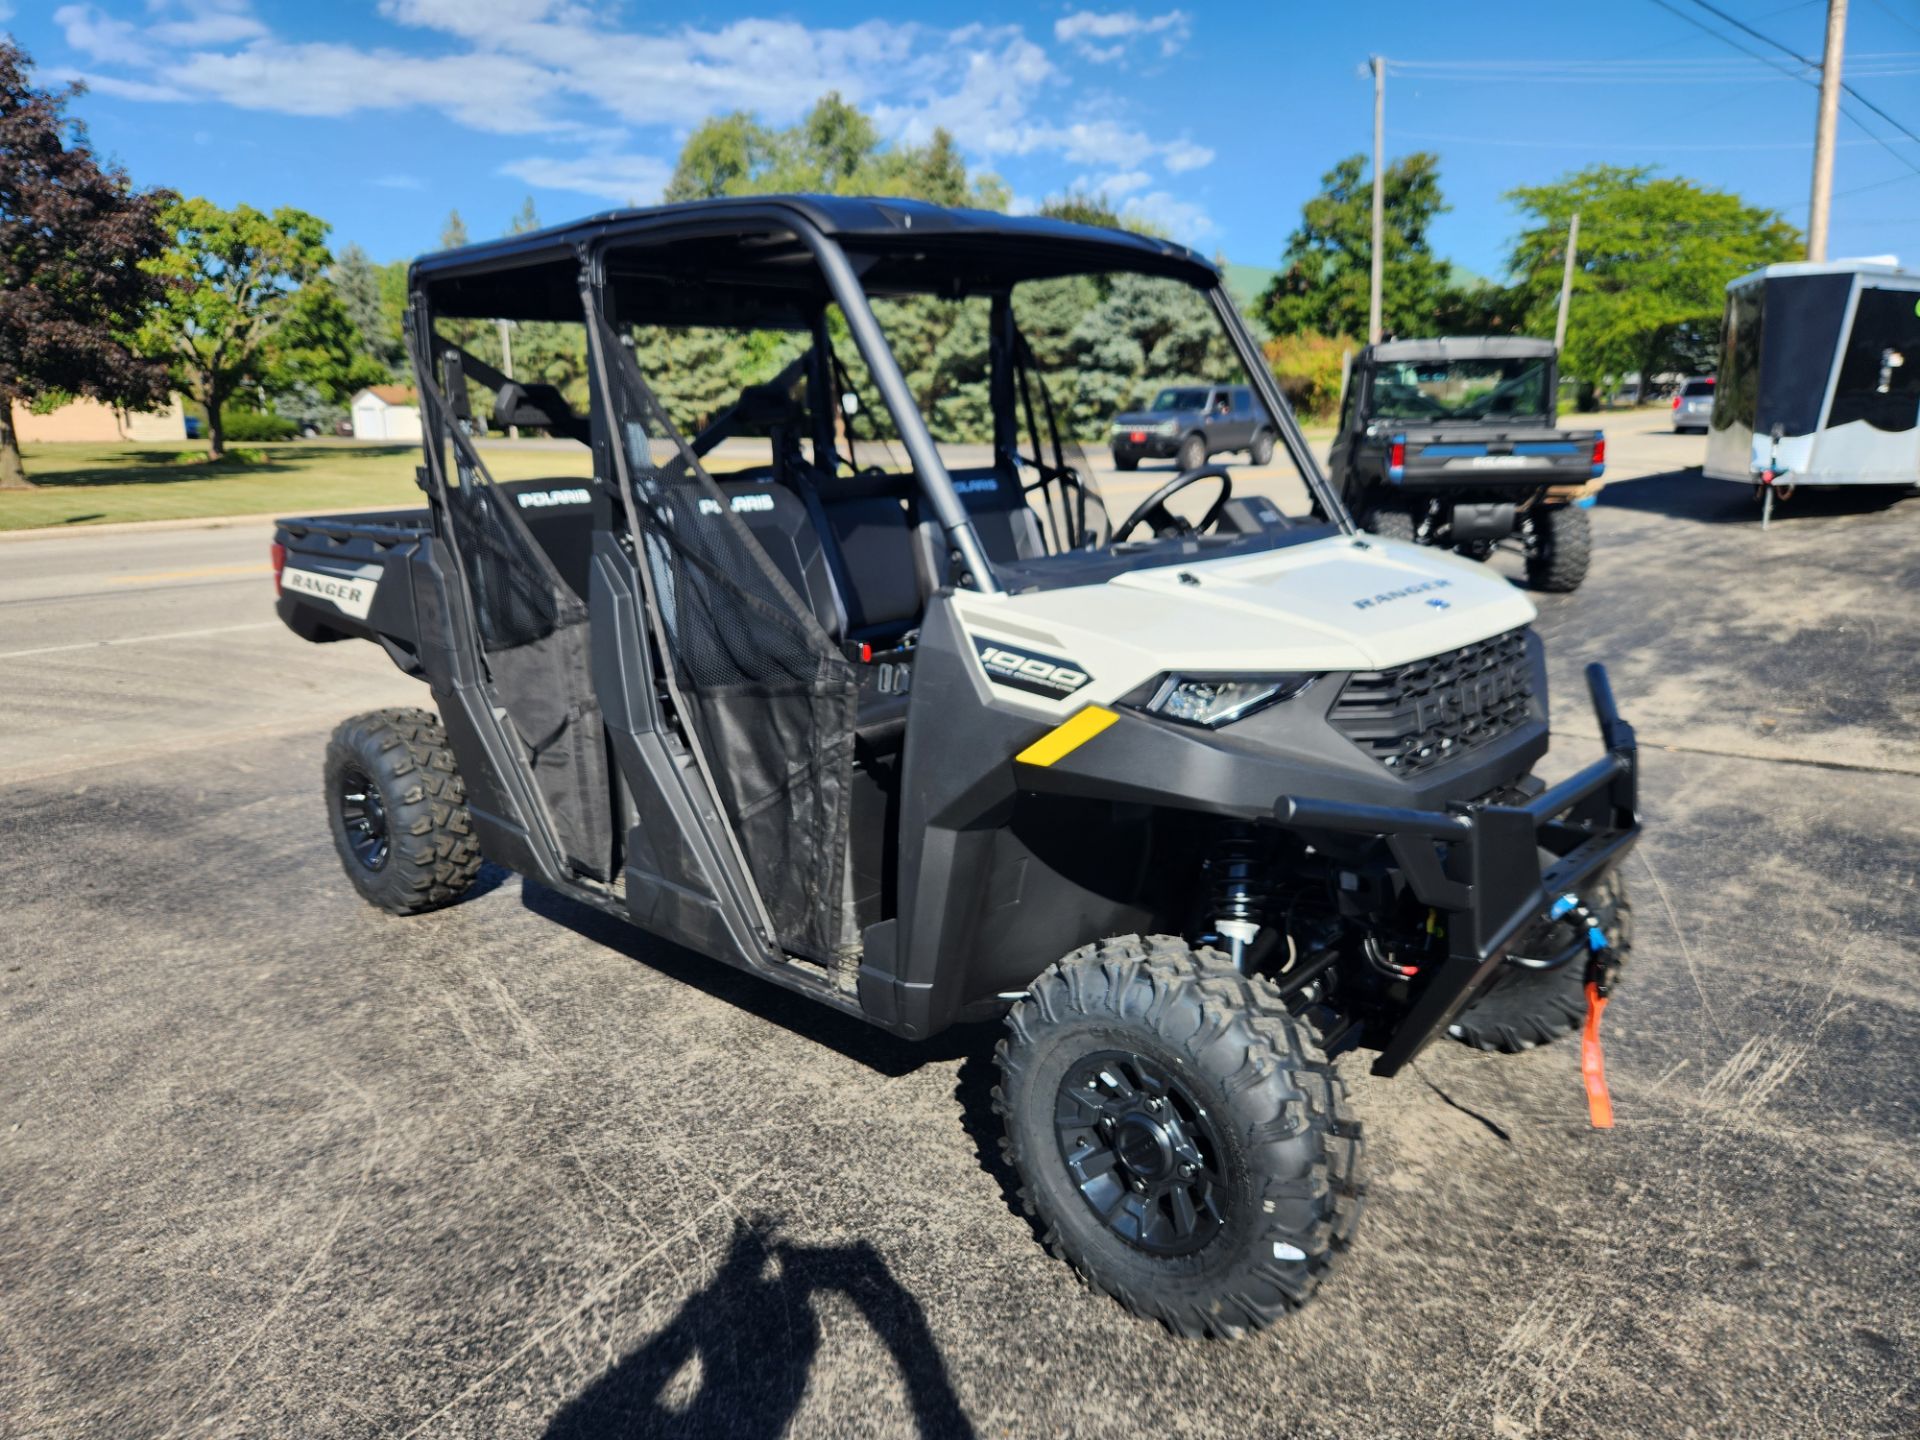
<box><xmin>1808</xmin><ymin>0</ymin><xmax>1847</xmax><ymax>262</ymax></box>
<box><xmin>1369</xmin><ymin>55</ymin><xmax>1385</xmax><ymax>345</ymax></box>
<box><xmin>1554</xmin><ymin>212</ymin><xmax>1580</xmax><ymax>353</ymax></box>
<box><xmin>497</xmin><ymin>318</ymin><xmax>517</xmax><ymax>441</ymax></box>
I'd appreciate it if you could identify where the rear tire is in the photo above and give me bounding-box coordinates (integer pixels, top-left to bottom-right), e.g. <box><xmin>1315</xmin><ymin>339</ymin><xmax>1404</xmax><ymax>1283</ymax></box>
<box><xmin>1176</xmin><ymin>433</ymin><xmax>1207</xmax><ymax>473</ymax></box>
<box><xmin>1449</xmin><ymin>872</ymin><xmax>1631</xmax><ymax>1053</ymax></box>
<box><xmin>324</xmin><ymin>707</ymin><xmax>482</xmax><ymax>915</ymax></box>
<box><xmin>1526</xmin><ymin>503</ymin><xmax>1591</xmax><ymax>592</ymax></box>
<box><xmin>1249</xmin><ymin>429</ymin><xmax>1276</xmax><ymax>465</ymax></box>
<box><xmin>995</xmin><ymin>936</ymin><xmax>1363</xmax><ymax>1337</ymax></box>
<box><xmin>1361</xmin><ymin>504</ymin><xmax>1417</xmax><ymax>543</ymax></box>
<box><xmin>1114</xmin><ymin>452</ymin><xmax>1139</xmax><ymax>471</ymax></box>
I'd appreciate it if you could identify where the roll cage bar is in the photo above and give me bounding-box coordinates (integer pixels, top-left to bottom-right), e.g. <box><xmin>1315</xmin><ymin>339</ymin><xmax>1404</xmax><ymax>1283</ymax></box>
<box><xmin>410</xmin><ymin>197</ymin><xmax>1355</xmax><ymax>595</ymax></box>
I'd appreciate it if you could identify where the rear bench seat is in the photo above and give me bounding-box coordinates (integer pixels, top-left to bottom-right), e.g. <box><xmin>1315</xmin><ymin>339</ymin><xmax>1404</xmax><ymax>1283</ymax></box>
<box><xmin>495</xmin><ymin>478</ymin><xmax>598</xmax><ymax>601</ymax></box>
<box><xmin>720</xmin><ymin>470</ymin><xmax>922</xmax><ymax>759</ymax></box>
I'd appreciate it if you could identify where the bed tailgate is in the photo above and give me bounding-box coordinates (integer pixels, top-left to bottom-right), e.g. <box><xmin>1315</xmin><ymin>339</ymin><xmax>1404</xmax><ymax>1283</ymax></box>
<box><xmin>1392</xmin><ymin>428</ymin><xmax>1604</xmax><ymax>488</ymax></box>
<box><xmin>272</xmin><ymin>509</ymin><xmax>430</xmax><ymax>658</ymax></box>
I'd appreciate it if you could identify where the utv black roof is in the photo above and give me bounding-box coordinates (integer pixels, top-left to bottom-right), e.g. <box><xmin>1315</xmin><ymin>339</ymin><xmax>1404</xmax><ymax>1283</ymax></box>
<box><xmin>413</xmin><ymin>194</ymin><xmax>1220</xmax><ymax>322</ymax></box>
<box><xmin>1364</xmin><ymin>337</ymin><xmax>1558</xmax><ymax>363</ymax></box>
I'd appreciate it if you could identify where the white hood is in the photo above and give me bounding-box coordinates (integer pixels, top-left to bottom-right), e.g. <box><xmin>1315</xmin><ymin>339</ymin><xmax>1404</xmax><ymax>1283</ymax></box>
<box><xmin>953</xmin><ymin>535</ymin><xmax>1536</xmax><ymax>717</ymax></box>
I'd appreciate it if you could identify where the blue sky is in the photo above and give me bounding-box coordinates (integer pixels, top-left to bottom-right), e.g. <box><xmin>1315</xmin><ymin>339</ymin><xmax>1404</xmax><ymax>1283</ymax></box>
<box><xmin>8</xmin><ymin>0</ymin><xmax>1920</xmax><ymax>276</ymax></box>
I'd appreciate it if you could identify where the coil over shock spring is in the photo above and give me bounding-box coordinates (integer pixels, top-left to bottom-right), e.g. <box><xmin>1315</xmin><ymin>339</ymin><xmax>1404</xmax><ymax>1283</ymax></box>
<box><xmin>1204</xmin><ymin>824</ymin><xmax>1274</xmax><ymax>971</ymax></box>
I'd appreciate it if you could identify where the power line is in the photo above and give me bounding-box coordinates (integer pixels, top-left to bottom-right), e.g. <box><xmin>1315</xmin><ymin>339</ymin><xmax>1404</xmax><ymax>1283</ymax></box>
<box><xmin>1395</xmin><ymin>128</ymin><xmax>1916</xmax><ymax>150</ymax></box>
<box><xmin>1870</xmin><ymin>0</ymin><xmax>1920</xmax><ymax>38</ymax></box>
<box><xmin>1644</xmin><ymin>0</ymin><xmax>1920</xmax><ymax>178</ymax></box>
<box><xmin>1679</xmin><ymin>0</ymin><xmax>1920</xmax><ymax>153</ymax></box>
<box><xmin>1389</xmin><ymin>50</ymin><xmax>1920</xmax><ymax>68</ymax></box>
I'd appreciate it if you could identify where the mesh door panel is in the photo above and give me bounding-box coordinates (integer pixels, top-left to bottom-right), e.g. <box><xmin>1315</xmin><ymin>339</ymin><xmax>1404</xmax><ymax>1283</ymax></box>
<box><xmin>599</xmin><ymin>322</ymin><xmax>859</xmax><ymax>964</ymax></box>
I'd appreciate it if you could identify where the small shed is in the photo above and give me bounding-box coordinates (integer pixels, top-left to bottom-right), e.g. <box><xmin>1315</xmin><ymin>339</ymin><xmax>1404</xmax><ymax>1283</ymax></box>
<box><xmin>350</xmin><ymin>385</ymin><xmax>423</xmax><ymax>442</ymax></box>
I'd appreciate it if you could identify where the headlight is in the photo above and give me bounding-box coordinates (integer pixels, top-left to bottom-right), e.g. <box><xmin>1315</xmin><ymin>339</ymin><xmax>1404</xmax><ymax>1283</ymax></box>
<box><xmin>1154</xmin><ymin>419</ymin><xmax>1179</xmax><ymax>436</ymax></box>
<box><xmin>1141</xmin><ymin>673</ymin><xmax>1317</xmax><ymax>728</ymax></box>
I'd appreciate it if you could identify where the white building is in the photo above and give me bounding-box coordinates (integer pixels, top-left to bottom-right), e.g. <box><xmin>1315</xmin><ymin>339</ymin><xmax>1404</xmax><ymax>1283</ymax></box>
<box><xmin>350</xmin><ymin>385</ymin><xmax>423</xmax><ymax>441</ymax></box>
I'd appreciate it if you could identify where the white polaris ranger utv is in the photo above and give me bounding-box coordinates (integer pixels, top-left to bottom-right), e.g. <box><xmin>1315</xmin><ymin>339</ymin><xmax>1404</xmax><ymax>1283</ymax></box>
<box><xmin>275</xmin><ymin>197</ymin><xmax>1641</xmax><ymax>1337</ymax></box>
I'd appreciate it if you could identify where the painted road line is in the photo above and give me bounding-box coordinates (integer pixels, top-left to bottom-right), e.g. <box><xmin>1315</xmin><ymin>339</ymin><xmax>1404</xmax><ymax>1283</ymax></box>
<box><xmin>0</xmin><ymin>621</ymin><xmax>279</xmax><ymax>661</ymax></box>
<box><xmin>109</xmin><ymin>564</ymin><xmax>270</xmax><ymax>584</ymax></box>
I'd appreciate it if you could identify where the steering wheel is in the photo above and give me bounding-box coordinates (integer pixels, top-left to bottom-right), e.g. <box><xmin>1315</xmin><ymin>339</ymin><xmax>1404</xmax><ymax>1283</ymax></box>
<box><xmin>1112</xmin><ymin>464</ymin><xmax>1234</xmax><ymax>542</ymax></box>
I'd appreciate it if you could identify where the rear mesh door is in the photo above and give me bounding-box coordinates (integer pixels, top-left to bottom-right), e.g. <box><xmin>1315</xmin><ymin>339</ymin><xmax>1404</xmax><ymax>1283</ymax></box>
<box><xmin>418</xmin><ymin>348</ymin><xmax>612</xmax><ymax>879</ymax></box>
<box><xmin>592</xmin><ymin>314</ymin><xmax>859</xmax><ymax>965</ymax></box>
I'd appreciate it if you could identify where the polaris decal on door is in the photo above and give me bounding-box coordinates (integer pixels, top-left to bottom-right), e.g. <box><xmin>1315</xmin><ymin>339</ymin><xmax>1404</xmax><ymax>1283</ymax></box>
<box><xmin>515</xmin><ymin>487</ymin><xmax>592</xmax><ymax>508</ymax></box>
<box><xmin>282</xmin><ymin>566</ymin><xmax>379</xmax><ymax>621</ymax></box>
<box><xmin>973</xmin><ymin>638</ymin><xmax>1091</xmax><ymax>698</ymax></box>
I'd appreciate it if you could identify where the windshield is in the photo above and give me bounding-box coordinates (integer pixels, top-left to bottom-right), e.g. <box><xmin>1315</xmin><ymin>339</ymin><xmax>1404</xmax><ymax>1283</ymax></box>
<box><xmin>1370</xmin><ymin>357</ymin><xmax>1551</xmax><ymax>423</ymax></box>
<box><xmin>847</xmin><ymin>266</ymin><xmax>1329</xmax><ymax>586</ymax></box>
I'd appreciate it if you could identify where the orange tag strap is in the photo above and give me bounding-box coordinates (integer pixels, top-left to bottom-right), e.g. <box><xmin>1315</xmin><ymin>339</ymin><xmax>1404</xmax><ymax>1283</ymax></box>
<box><xmin>1581</xmin><ymin>981</ymin><xmax>1614</xmax><ymax>1129</ymax></box>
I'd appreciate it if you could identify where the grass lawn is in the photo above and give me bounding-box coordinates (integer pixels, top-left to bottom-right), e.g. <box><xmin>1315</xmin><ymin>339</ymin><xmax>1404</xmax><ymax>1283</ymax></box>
<box><xmin>0</xmin><ymin>441</ymin><xmax>593</xmax><ymax>532</ymax></box>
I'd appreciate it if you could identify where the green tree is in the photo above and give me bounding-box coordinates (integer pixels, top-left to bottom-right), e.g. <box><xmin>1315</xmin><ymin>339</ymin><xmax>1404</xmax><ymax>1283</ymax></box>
<box><xmin>0</xmin><ymin>41</ymin><xmax>173</xmax><ymax>486</ymax></box>
<box><xmin>440</xmin><ymin>210</ymin><xmax>469</xmax><ymax>249</ymax></box>
<box><xmin>1034</xmin><ymin>189</ymin><xmax>1167</xmax><ymax>239</ymax></box>
<box><xmin>492</xmin><ymin>198</ymin><xmax>592</xmax><ymax>422</ymax></box>
<box><xmin>266</xmin><ymin>281</ymin><xmax>389</xmax><ymax>427</ymax></box>
<box><xmin>664</xmin><ymin>95</ymin><xmax>1005</xmax><ymax>209</ymax></box>
<box><xmin>1259</xmin><ymin>153</ymin><xmax>1456</xmax><ymax>340</ymax></box>
<box><xmin>331</xmin><ymin>243</ymin><xmax>405</xmax><ymax>376</ymax></box>
<box><xmin>1062</xmin><ymin>273</ymin><xmax>1239</xmax><ymax>432</ymax></box>
<box><xmin>137</xmin><ymin>198</ymin><xmax>336</xmax><ymax>458</ymax></box>
<box><xmin>663</xmin><ymin>112</ymin><xmax>778</xmax><ymax>200</ymax></box>
<box><xmin>1502</xmin><ymin>166</ymin><xmax>1800</xmax><ymax>390</ymax></box>
<box><xmin>645</xmin><ymin>95</ymin><xmax>1010</xmax><ymax>434</ymax></box>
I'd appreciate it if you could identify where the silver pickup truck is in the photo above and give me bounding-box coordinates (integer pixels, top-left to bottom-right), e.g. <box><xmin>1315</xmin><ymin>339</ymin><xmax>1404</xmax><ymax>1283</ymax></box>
<box><xmin>1328</xmin><ymin>337</ymin><xmax>1604</xmax><ymax>592</ymax></box>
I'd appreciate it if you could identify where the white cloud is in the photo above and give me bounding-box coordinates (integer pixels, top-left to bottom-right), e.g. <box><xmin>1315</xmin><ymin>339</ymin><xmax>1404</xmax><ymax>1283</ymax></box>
<box><xmin>50</xmin><ymin>3</ymin><xmax>1218</xmax><ymax>216</ymax></box>
<box><xmin>874</xmin><ymin>27</ymin><xmax>1059</xmax><ymax>157</ymax></box>
<box><xmin>144</xmin><ymin>0</ymin><xmax>267</xmax><ymax>47</ymax></box>
<box><xmin>170</xmin><ymin>42</ymin><xmax>562</xmax><ymax>132</ymax></box>
<box><xmin>1161</xmin><ymin>139</ymin><xmax>1213</xmax><ymax>173</ymax></box>
<box><xmin>49</xmin><ymin>67</ymin><xmax>191</xmax><ymax>101</ymax></box>
<box><xmin>377</xmin><ymin>0</ymin><xmax>569</xmax><ymax>40</ymax></box>
<box><xmin>499</xmin><ymin>152</ymin><xmax>673</xmax><ymax>204</ymax></box>
<box><xmin>1121</xmin><ymin>189</ymin><xmax>1213</xmax><ymax>243</ymax></box>
<box><xmin>55</xmin><ymin>4</ymin><xmax>151</xmax><ymax>67</ymax></box>
<box><xmin>1078</xmin><ymin>169</ymin><xmax>1152</xmax><ymax>197</ymax></box>
<box><xmin>1053</xmin><ymin>9</ymin><xmax>1191</xmax><ymax>63</ymax></box>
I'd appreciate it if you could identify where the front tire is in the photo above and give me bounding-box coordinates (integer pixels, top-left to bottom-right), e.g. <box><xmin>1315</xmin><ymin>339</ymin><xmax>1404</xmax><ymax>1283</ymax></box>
<box><xmin>1450</xmin><ymin>872</ymin><xmax>1631</xmax><ymax>1053</ymax></box>
<box><xmin>324</xmin><ymin>707</ymin><xmax>482</xmax><ymax>915</ymax></box>
<box><xmin>995</xmin><ymin>936</ymin><xmax>1363</xmax><ymax>1337</ymax></box>
<box><xmin>1526</xmin><ymin>503</ymin><xmax>1592</xmax><ymax>592</ymax></box>
<box><xmin>1176</xmin><ymin>433</ymin><xmax>1207</xmax><ymax>473</ymax></box>
<box><xmin>1361</xmin><ymin>504</ymin><xmax>1417</xmax><ymax>543</ymax></box>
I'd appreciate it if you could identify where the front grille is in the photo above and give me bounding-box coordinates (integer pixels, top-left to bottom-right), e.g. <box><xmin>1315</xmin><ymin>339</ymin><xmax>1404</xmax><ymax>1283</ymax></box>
<box><xmin>1329</xmin><ymin>628</ymin><xmax>1534</xmax><ymax>775</ymax></box>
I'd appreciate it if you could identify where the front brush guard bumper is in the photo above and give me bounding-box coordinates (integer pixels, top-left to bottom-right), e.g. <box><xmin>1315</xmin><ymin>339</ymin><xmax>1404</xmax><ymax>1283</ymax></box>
<box><xmin>1275</xmin><ymin>663</ymin><xmax>1640</xmax><ymax>1076</ymax></box>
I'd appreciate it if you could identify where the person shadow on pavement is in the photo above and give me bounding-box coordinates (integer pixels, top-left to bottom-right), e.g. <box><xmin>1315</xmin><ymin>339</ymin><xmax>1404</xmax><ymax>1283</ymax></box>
<box><xmin>542</xmin><ymin>1216</ymin><xmax>977</xmax><ymax>1440</ymax></box>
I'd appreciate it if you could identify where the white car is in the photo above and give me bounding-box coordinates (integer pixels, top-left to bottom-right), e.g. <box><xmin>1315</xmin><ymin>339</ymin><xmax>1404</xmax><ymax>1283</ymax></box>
<box><xmin>1672</xmin><ymin>376</ymin><xmax>1715</xmax><ymax>433</ymax></box>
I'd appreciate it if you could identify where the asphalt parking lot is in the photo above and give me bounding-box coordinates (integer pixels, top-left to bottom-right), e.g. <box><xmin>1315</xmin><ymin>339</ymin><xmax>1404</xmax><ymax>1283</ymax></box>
<box><xmin>2</xmin><ymin>410</ymin><xmax>1916</xmax><ymax>1438</ymax></box>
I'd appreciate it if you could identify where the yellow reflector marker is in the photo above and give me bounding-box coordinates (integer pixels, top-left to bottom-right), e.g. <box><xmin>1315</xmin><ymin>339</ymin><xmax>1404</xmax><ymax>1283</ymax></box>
<box><xmin>1016</xmin><ymin>705</ymin><xmax>1120</xmax><ymax>767</ymax></box>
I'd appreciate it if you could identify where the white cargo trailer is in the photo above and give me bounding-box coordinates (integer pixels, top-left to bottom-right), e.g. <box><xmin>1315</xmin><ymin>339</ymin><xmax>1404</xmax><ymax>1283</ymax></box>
<box><xmin>1704</xmin><ymin>260</ymin><xmax>1919</xmax><ymax>525</ymax></box>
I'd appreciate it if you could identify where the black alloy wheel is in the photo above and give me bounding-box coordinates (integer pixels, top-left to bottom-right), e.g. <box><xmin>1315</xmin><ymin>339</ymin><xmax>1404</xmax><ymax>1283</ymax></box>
<box><xmin>337</xmin><ymin>765</ymin><xmax>390</xmax><ymax>871</ymax></box>
<box><xmin>323</xmin><ymin>707</ymin><xmax>482</xmax><ymax>914</ymax></box>
<box><xmin>995</xmin><ymin>935</ymin><xmax>1362</xmax><ymax>1337</ymax></box>
<box><xmin>1055</xmin><ymin>1050</ymin><xmax>1229</xmax><ymax>1256</ymax></box>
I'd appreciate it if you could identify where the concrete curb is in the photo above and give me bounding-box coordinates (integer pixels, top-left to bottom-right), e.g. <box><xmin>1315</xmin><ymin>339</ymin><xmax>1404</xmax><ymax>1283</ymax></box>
<box><xmin>0</xmin><ymin>503</ymin><xmax>419</xmax><ymax>543</ymax></box>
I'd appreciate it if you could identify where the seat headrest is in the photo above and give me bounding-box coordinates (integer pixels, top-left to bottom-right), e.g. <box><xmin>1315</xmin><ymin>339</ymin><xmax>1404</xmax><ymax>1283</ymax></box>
<box><xmin>734</xmin><ymin>380</ymin><xmax>805</xmax><ymax>429</ymax></box>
